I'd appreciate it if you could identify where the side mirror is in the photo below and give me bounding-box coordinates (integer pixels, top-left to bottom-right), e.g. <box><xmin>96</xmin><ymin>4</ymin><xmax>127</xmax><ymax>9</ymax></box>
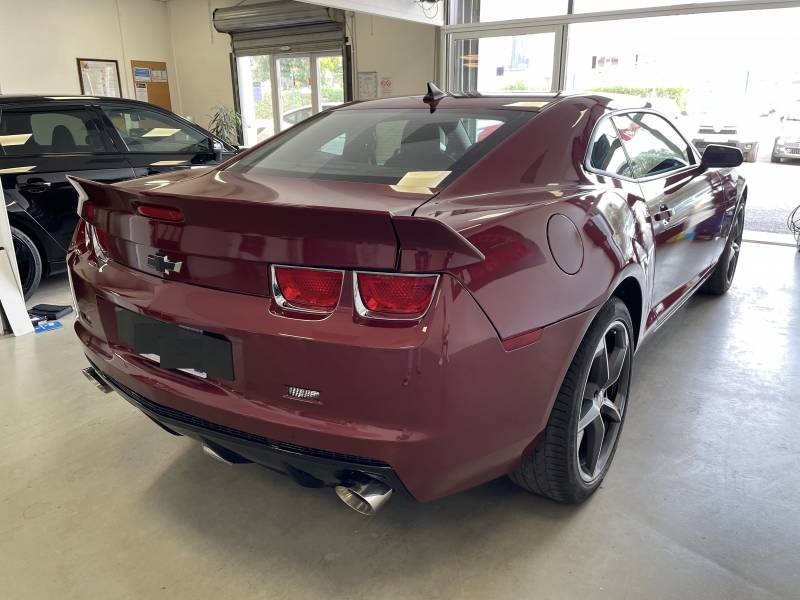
<box><xmin>210</xmin><ymin>138</ymin><xmax>224</xmax><ymax>162</ymax></box>
<box><xmin>701</xmin><ymin>144</ymin><xmax>743</xmax><ymax>168</ymax></box>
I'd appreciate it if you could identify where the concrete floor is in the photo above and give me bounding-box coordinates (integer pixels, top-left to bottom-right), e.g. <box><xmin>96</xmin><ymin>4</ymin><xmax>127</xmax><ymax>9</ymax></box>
<box><xmin>2</xmin><ymin>242</ymin><xmax>799</xmax><ymax>600</ymax></box>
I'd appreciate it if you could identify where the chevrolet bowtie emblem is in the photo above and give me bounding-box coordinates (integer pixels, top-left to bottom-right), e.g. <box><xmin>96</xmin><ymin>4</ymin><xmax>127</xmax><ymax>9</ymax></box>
<box><xmin>146</xmin><ymin>253</ymin><xmax>182</xmax><ymax>275</ymax></box>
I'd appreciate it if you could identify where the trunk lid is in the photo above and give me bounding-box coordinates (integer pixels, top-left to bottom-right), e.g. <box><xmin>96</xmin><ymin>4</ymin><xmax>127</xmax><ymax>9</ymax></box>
<box><xmin>74</xmin><ymin>170</ymin><xmax>435</xmax><ymax>296</ymax></box>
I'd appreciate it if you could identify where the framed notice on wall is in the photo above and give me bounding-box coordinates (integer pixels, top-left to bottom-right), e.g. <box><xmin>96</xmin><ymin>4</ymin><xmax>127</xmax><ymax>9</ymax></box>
<box><xmin>130</xmin><ymin>60</ymin><xmax>171</xmax><ymax>110</ymax></box>
<box><xmin>76</xmin><ymin>58</ymin><xmax>122</xmax><ymax>97</ymax></box>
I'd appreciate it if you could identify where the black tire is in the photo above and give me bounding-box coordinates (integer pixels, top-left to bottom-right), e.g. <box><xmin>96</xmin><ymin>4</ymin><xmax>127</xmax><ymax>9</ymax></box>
<box><xmin>701</xmin><ymin>207</ymin><xmax>744</xmax><ymax>295</ymax></box>
<box><xmin>11</xmin><ymin>226</ymin><xmax>43</xmax><ymax>300</ymax></box>
<box><xmin>771</xmin><ymin>154</ymin><xmax>782</xmax><ymax>164</ymax></box>
<box><xmin>510</xmin><ymin>297</ymin><xmax>633</xmax><ymax>504</ymax></box>
<box><xmin>745</xmin><ymin>143</ymin><xmax>759</xmax><ymax>163</ymax></box>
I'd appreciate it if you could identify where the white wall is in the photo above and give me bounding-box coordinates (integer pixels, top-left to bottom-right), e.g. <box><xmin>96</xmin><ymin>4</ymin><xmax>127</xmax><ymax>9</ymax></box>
<box><xmin>0</xmin><ymin>0</ymin><xmax>177</xmax><ymax>103</ymax></box>
<box><xmin>165</xmin><ymin>0</ymin><xmax>243</xmax><ymax>127</ymax></box>
<box><xmin>352</xmin><ymin>12</ymin><xmax>436</xmax><ymax>99</ymax></box>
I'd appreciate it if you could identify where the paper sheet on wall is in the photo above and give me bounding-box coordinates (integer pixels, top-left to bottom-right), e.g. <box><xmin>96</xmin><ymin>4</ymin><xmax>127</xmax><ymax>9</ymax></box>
<box><xmin>78</xmin><ymin>60</ymin><xmax>122</xmax><ymax>98</ymax></box>
<box><xmin>134</xmin><ymin>67</ymin><xmax>151</xmax><ymax>81</ymax></box>
<box><xmin>357</xmin><ymin>71</ymin><xmax>378</xmax><ymax>100</ymax></box>
<box><xmin>380</xmin><ymin>76</ymin><xmax>393</xmax><ymax>97</ymax></box>
<box><xmin>135</xmin><ymin>82</ymin><xmax>149</xmax><ymax>102</ymax></box>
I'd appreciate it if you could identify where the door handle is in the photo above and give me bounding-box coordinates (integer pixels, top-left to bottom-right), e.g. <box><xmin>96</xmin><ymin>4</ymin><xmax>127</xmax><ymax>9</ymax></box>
<box><xmin>18</xmin><ymin>181</ymin><xmax>52</xmax><ymax>193</ymax></box>
<box><xmin>653</xmin><ymin>203</ymin><xmax>672</xmax><ymax>222</ymax></box>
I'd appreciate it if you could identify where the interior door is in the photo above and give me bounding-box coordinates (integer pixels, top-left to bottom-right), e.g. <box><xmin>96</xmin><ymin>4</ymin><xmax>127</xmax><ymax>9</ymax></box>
<box><xmin>276</xmin><ymin>55</ymin><xmax>313</xmax><ymax>133</ymax></box>
<box><xmin>0</xmin><ymin>104</ymin><xmax>133</xmax><ymax>253</ymax></box>
<box><xmin>613</xmin><ymin>112</ymin><xmax>722</xmax><ymax>314</ymax></box>
<box><xmin>236</xmin><ymin>51</ymin><xmax>346</xmax><ymax>146</ymax></box>
<box><xmin>98</xmin><ymin>103</ymin><xmax>219</xmax><ymax>177</ymax></box>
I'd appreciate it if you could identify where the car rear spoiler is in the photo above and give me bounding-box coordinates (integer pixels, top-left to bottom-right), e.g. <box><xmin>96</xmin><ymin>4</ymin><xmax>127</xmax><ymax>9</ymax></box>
<box><xmin>393</xmin><ymin>215</ymin><xmax>485</xmax><ymax>272</ymax></box>
<box><xmin>69</xmin><ymin>176</ymin><xmax>485</xmax><ymax>273</ymax></box>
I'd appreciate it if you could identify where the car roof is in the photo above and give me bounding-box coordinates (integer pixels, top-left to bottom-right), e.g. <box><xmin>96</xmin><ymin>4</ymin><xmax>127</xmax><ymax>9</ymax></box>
<box><xmin>0</xmin><ymin>94</ymin><xmax>165</xmax><ymax>108</ymax></box>
<box><xmin>333</xmin><ymin>91</ymin><xmax>656</xmax><ymax>113</ymax></box>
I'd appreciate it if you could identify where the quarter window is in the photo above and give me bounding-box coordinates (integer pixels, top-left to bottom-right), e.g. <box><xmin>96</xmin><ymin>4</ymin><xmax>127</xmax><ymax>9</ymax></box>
<box><xmin>612</xmin><ymin>112</ymin><xmax>693</xmax><ymax>179</ymax></box>
<box><xmin>0</xmin><ymin>109</ymin><xmax>108</xmax><ymax>156</ymax></box>
<box><xmin>102</xmin><ymin>106</ymin><xmax>209</xmax><ymax>154</ymax></box>
<box><xmin>588</xmin><ymin>118</ymin><xmax>632</xmax><ymax>177</ymax></box>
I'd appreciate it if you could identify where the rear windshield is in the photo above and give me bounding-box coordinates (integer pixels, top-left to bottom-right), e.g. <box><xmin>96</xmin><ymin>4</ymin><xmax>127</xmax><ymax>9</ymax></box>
<box><xmin>228</xmin><ymin>108</ymin><xmax>528</xmax><ymax>186</ymax></box>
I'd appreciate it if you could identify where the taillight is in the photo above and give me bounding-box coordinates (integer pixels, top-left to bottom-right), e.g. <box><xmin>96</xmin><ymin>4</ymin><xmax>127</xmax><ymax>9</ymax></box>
<box><xmin>136</xmin><ymin>204</ymin><xmax>184</xmax><ymax>222</ymax></box>
<box><xmin>272</xmin><ymin>265</ymin><xmax>344</xmax><ymax>314</ymax></box>
<box><xmin>89</xmin><ymin>224</ymin><xmax>109</xmax><ymax>264</ymax></box>
<box><xmin>354</xmin><ymin>272</ymin><xmax>439</xmax><ymax>320</ymax></box>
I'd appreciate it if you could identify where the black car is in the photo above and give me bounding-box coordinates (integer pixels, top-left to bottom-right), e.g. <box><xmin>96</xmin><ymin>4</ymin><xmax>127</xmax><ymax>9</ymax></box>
<box><xmin>0</xmin><ymin>95</ymin><xmax>238</xmax><ymax>298</ymax></box>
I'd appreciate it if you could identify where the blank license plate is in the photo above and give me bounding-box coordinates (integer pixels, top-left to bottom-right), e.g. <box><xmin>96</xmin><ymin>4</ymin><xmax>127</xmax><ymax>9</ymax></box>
<box><xmin>115</xmin><ymin>307</ymin><xmax>234</xmax><ymax>381</ymax></box>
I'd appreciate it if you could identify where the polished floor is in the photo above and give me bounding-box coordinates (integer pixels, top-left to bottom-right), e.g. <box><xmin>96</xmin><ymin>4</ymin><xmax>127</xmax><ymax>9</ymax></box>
<box><xmin>2</xmin><ymin>242</ymin><xmax>798</xmax><ymax>600</ymax></box>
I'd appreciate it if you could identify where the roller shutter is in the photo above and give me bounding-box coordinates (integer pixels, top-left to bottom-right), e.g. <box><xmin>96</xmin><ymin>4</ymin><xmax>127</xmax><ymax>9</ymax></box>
<box><xmin>213</xmin><ymin>1</ymin><xmax>346</xmax><ymax>56</ymax></box>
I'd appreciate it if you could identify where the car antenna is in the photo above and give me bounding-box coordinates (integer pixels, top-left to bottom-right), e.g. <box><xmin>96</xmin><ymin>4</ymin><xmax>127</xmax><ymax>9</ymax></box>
<box><xmin>423</xmin><ymin>82</ymin><xmax>448</xmax><ymax>113</ymax></box>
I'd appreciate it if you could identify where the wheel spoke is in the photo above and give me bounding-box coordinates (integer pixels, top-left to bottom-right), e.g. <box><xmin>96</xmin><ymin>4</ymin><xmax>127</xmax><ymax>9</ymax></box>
<box><xmin>583</xmin><ymin>381</ymin><xmax>601</xmax><ymax>401</ymax></box>
<box><xmin>584</xmin><ymin>417</ymin><xmax>606</xmax><ymax>476</ymax></box>
<box><xmin>578</xmin><ymin>400</ymin><xmax>601</xmax><ymax>432</ymax></box>
<box><xmin>606</xmin><ymin>335</ymin><xmax>628</xmax><ymax>388</ymax></box>
<box><xmin>591</xmin><ymin>337</ymin><xmax>610</xmax><ymax>390</ymax></box>
<box><xmin>601</xmin><ymin>398</ymin><xmax>622</xmax><ymax>423</ymax></box>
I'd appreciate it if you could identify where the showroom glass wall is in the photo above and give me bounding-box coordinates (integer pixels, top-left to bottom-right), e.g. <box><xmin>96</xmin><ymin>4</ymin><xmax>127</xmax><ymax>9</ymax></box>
<box><xmin>444</xmin><ymin>1</ymin><xmax>800</xmax><ymax>97</ymax></box>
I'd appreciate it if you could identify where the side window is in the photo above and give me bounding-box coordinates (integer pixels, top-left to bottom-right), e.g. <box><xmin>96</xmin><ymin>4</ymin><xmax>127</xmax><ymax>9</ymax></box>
<box><xmin>0</xmin><ymin>109</ymin><xmax>108</xmax><ymax>156</ymax></box>
<box><xmin>612</xmin><ymin>112</ymin><xmax>693</xmax><ymax>179</ymax></box>
<box><xmin>101</xmin><ymin>106</ymin><xmax>208</xmax><ymax>154</ymax></box>
<box><xmin>588</xmin><ymin>118</ymin><xmax>632</xmax><ymax>177</ymax></box>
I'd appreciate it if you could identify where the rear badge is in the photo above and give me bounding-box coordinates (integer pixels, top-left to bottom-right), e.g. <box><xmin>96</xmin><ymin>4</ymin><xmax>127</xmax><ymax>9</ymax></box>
<box><xmin>147</xmin><ymin>253</ymin><xmax>182</xmax><ymax>275</ymax></box>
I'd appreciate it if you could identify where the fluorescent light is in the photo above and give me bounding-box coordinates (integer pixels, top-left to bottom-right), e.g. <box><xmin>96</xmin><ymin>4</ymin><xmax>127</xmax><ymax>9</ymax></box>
<box><xmin>0</xmin><ymin>133</ymin><xmax>32</xmax><ymax>146</ymax></box>
<box><xmin>504</xmin><ymin>101</ymin><xmax>550</xmax><ymax>108</ymax></box>
<box><xmin>149</xmin><ymin>160</ymin><xmax>188</xmax><ymax>166</ymax></box>
<box><xmin>142</xmin><ymin>127</ymin><xmax>181</xmax><ymax>138</ymax></box>
<box><xmin>0</xmin><ymin>165</ymin><xmax>35</xmax><ymax>174</ymax></box>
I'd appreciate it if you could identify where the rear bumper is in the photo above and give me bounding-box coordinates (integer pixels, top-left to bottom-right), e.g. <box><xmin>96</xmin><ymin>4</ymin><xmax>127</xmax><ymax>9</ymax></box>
<box><xmin>89</xmin><ymin>359</ymin><xmax>407</xmax><ymax>493</ymax></box>
<box><xmin>70</xmin><ymin>250</ymin><xmax>595</xmax><ymax>502</ymax></box>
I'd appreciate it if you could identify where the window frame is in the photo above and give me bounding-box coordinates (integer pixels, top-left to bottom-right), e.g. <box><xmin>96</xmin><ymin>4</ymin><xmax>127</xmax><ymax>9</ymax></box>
<box><xmin>97</xmin><ymin>102</ymin><xmax>219</xmax><ymax>156</ymax></box>
<box><xmin>584</xmin><ymin>108</ymin><xmax>700</xmax><ymax>183</ymax></box>
<box><xmin>445</xmin><ymin>24</ymin><xmax>564</xmax><ymax>94</ymax></box>
<box><xmin>0</xmin><ymin>103</ymin><xmax>115</xmax><ymax>158</ymax></box>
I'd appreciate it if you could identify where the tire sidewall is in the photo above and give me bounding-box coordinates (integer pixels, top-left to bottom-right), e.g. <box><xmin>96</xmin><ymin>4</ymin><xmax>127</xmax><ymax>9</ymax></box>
<box><xmin>564</xmin><ymin>298</ymin><xmax>634</xmax><ymax>500</ymax></box>
<box><xmin>10</xmin><ymin>226</ymin><xmax>43</xmax><ymax>300</ymax></box>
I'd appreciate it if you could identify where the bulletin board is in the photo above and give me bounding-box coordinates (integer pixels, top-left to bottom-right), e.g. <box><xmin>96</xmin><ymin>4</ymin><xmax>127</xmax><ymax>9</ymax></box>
<box><xmin>130</xmin><ymin>60</ymin><xmax>171</xmax><ymax>110</ymax></box>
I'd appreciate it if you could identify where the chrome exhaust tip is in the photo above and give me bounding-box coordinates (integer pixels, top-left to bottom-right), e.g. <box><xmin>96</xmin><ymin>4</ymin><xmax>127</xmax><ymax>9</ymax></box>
<box><xmin>81</xmin><ymin>366</ymin><xmax>112</xmax><ymax>394</ymax></box>
<box><xmin>202</xmin><ymin>444</ymin><xmax>235</xmax><ymax>465</ymax></box>
<box><xmin>334</xmin><ymin>477</ymin><xmax>393</xmax><ymax>515</ymax></box>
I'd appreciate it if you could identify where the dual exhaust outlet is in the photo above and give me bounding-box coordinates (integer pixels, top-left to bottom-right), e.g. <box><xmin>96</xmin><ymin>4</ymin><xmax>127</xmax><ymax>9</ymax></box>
<box><xmin>204</xmin><ymin>442</ymin><xmax>393</xmax><ymax>515</ymax></box>
<box><xmin>81</xmin><ymin>366</ymin><xmax>393</xmax><ymax>514</ymax></box>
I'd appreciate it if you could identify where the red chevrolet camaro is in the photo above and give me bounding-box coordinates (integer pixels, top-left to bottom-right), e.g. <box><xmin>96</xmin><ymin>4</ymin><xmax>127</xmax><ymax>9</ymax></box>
<box><xmin>69</xmin><ymin>90</ymin><xmax>746</xmax><ymax>515</ymax></box>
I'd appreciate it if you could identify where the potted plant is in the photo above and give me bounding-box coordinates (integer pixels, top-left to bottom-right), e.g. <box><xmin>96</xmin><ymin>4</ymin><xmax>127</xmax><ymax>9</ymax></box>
<box><xmin>207</xmin><ymin>105</ymin><xmax>242</xmax><ymax>146</ymax></box>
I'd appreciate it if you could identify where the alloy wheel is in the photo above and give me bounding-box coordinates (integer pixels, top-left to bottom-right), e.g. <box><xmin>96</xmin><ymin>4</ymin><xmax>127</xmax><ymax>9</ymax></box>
<box><xmin>726</xmin><ymin>213</ymin><xmax>744</xmax><ymax>284</ymax></box>
<box><xmin>576</xmin><ymin>320</ymin><xmax>631</xmax><ymax>483</ymax></box>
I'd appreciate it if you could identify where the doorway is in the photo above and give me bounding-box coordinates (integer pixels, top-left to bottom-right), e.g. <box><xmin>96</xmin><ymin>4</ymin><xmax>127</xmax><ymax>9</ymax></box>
<box><xmin>236</xmin><ymin>51</ymin><xmax>345</xmax><ymax>147</ymax></box>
